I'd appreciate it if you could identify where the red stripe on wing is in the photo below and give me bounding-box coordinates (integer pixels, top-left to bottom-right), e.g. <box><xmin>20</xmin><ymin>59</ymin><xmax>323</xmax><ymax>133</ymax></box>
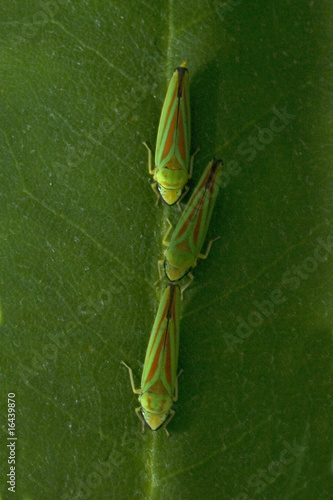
<box><xmin>162</xmin><ymin>109</ymin><xmax>178</xmax><ymax>161</ymax></box>
<box><xmin>161</xmin><ymin>68</ymin><xmax>187</xmax><ymax>163</ymax></box>
<box><xmin>176</xmin><ymin>196</ymin><xmax>203</xmax><ymax>238</ymax></box>
<box><xmin>193</xmin><ymin>206</ymin><xmax>203</xmax><ymax>246</ymax></box>
<box><xmin>177</xmin><ymin>105</ymin><xmax>185</xmax><ymax>161</ymax></box>
<box><xmin>165</xmin><ymin>287</ymin><xmax>177</xmax><ymax>386</ymax></box>
<box><xmin>161</xmin><ymin>83</ymin><xmax>177</xmax><ymax>139</ymax></box>
<box><xmin>165</xmin><ymin>323</ymin><xmax>172</xmax><ymax>385</ymax></box>
<box><xmin>146</xmin><ymin>336</ymin><xmax>164</xmax><ymax>383</ymax></box>
<box><xmin>146</xmin><ymin>286</ymin><xmax>174</xmax><ymax>383</ymax></box>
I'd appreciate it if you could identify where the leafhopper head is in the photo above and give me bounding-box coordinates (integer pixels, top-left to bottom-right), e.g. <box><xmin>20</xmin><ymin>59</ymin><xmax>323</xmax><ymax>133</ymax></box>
<box><xmin>141</xmin><ymin>408</ymin><xmax>170</xmax><ymax>431</ymax></box>
<box><xmin>158</xmin><ymin>185</ymin><xmax>183</xmax><ymax>206</ymax></box>
<box><xmin>140</xmin><ymin>389</ymin><xmax>174</xmax><ymax>430</ymax></box>
<box><xmin>156</xmin><ymin>155</ymin><xmax>189</xmax><ymax>205</ymax></box>
<box><xmin>164</xmin><ymin>259</ymin><xmax>191</xmax><ymax>282</ymax></box>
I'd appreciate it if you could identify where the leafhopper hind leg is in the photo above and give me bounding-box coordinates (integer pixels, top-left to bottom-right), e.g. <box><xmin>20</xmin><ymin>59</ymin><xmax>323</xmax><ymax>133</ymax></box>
<box><xmin>156</xmin><ymin>219</ymin><xmax>173</xmax><ymax>284</ymax></box>
<box><xmin>176</xmin><ymin>185</ymin><xmax>189</xmax><ymax>212</ymax></box>
<box><xmin>143</xmin><ymin>141</ymin><xmax>160</xmax><ymax>205</ymax></box>
<box><xmin>142</xmin><ymin>142</ymin><xmax>160</xmax><ymax>206</ymax></box>
<box><xmin>143</xmin><ymin>141</ymin><xmax>155</xmax><ymax>176</ymax></box>
<box><xmin>157</xmin><ymin>259</ymin><xmax>164</xmax><ymax>283</ymax></box>
<box><xmin>180</xmin><ymin>272</ymin><xmax>194</xmax><ymax>300</ymax></box>
<box><xmin>175</xmin><ymin>149</ymin><xmax>200</xmax><ymax>211</ymax></box>
<box><xmin>161</xmin><ymin>369</ymin><xmax>184</xmax><ymax>437</ymax></box>
<box><xmin>120</xmin><ymin>361</ymin><xmax>142</xmax><ymax>395</ymax></box>
<box><xmin>151</xmin><ymin>182</ymin><xmax>160</xmax><ymax>206</ymax></box>
<box><xmin>162</xmin><ymin>218</ymin><xmax>173</xmax><ymax>246</ymax></box>
<box><xmin>198</xmin><ymin>236</ymin><xmax>221</xmax><ymax>260</ymax></box>
<box><xmin>162</xmin><ymin>409</ymin><xmax>175</xmax><ymax>437</ymax></box>
<box><xmin>162</xmin><ymin>367</ymin><xmax>184</xmax><ymax>436</ymax></box>
<box><xmin>173</xmin><ymin>369</ymin><xmax>183</xmax><ymax>402</ymax></box>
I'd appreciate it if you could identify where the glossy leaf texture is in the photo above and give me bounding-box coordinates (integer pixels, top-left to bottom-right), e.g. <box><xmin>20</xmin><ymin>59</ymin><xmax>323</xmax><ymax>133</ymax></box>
<box><xmin>0</xmin><ymin>1</ymin><xmax>332</xmax><ymax>499</ymax></box>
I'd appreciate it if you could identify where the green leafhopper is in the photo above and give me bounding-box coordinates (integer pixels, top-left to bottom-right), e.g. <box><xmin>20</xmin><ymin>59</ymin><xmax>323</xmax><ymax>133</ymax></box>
<box><xmin>144</xmin><ymin>61</ymin><xmax>192</xmax><ymax>206</ymax></box>
<box><xmin>121</xmin><ymin>283</ymin><xmax>181</xmax><ymax>436</ymax></box>
<box><xmin>160</xmin><ymin>158</ymin><xmax>223</xmax><ymax>283</ymax></box>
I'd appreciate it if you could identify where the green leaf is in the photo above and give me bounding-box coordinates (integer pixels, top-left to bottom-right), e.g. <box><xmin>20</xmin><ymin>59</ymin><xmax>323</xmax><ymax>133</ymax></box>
<box><xmin>1</xmin><ymin>1</ymin><xmax>331</xmax><ymax>499</ymax></box>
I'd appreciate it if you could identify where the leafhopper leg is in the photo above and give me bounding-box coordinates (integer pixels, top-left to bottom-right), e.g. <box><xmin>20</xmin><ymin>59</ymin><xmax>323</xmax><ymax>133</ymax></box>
<box><xmin>121</xmin><ymin>361</ymin><xmax>142</xmax><ymax>395</ymax></box>
<box><xmin>162</xmin><ymin>218</ymin><xmax>173</xmax><ymax>246</ymax></box>
<box><xmin>150</xmin><ymin>182</ymin><xmax>160</xmax><ymax>206</ymax></box>
<box><xmin>198</xmin><ymin>236</ymin><xmax>221</xmax><ymax>260</ymax></box>
<box><xmin>135</xmin><ymin>407</ymin><xmax>146</xmax><ymax>433</ymax></box>
<box><xmin>173</xmin><ymin>369</ymin><xmax>183</xmax><ymax>402</ymax></box>
<box><xmin>156</xmin><ymin>260</ymin><xmax>164</xmax><ymax>283</ymax></box>
<box><xmin>143</xmin><ymin>141</ymin><xmax>155</xmax><ymax>176</ymax></box>
<box><xmin>176</xmin><ymin>185</ymin><xmax>189</xmax><ymax>211</ymax></box>
<box><xmin>180</xmin><ymin>273</ymin><xmax>194</xmax><ymax>299</ymax></box>
<box><xmin>162</xmin><ymin>409</ymin><xmax>175</xmax><ymax>437</ymax></box>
